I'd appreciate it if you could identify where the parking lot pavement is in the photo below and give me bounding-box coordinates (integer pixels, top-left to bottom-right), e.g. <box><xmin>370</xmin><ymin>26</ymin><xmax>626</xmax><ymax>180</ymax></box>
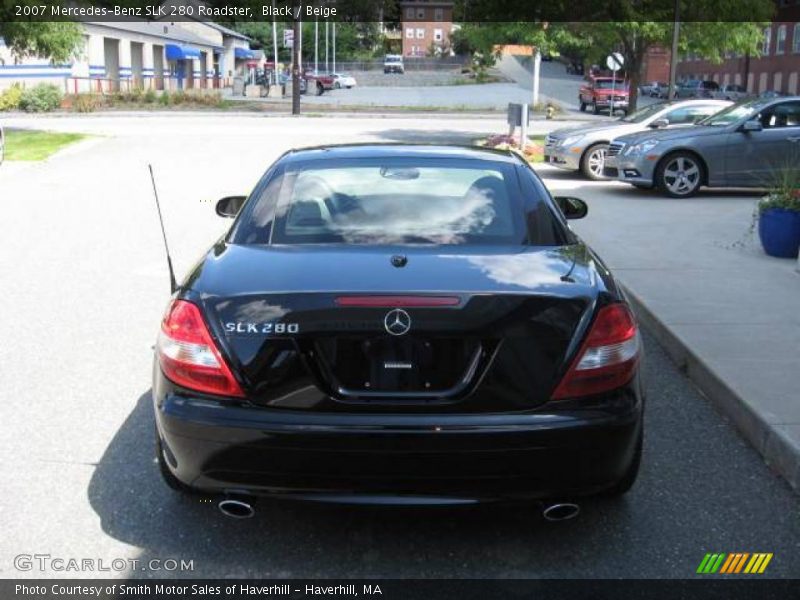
<box><xmin>0</xmin><ymin>116</ymin><xmax>798</xmax><ymax>579</ymax></box>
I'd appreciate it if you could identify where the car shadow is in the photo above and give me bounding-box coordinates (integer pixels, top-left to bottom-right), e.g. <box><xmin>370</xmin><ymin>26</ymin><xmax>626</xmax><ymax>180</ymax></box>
<box><xmin>86</xmin><ymin>391</ymin><xmax>638</xmax><ymax>578</ymax></box>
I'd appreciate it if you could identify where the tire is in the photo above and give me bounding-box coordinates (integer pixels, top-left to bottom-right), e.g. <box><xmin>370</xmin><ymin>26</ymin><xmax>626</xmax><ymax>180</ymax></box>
<box><xmin>655</xmin><ymin>151</ymin><xmax>704</xmax><ymax>198</ymax></box>
<box><xmin>156</xmin><ymin>427</ymin><xmax>198</xmax><ymax>495</ymax></box>
<box><xmin>602</xmin><ymin>427</ymin><xmax>642</xmax><ymax>497</ymax></box>
<box><xmin>580</xmin><ymin>143</ymin><xmax>609</xmax><ymax>180</ymax></box>
<box><xmin>592</xmin><ymin>101</ymin><xmax>600</xmax><ymax>115</ymax></box>
<box><xmin>579</xmin><ymin>98</ymin><xmax>586</xmax><ymax>112</ymax></box>
<box><xmin>334</xmin><ymin>82</ymin><xmax>341</xmax><ymax>89</ymax></box>
<box><xmin>315</xmin><ymin>82</ymin><xmax>324</xmax><ymax>96</ymax></box>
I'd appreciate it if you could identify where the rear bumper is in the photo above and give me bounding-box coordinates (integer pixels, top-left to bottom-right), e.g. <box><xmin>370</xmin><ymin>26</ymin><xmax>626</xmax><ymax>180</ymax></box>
<box><xmin>154</xmin><ymin>371</ymin><xmax>644</xmax><ymax>504</ymax></box>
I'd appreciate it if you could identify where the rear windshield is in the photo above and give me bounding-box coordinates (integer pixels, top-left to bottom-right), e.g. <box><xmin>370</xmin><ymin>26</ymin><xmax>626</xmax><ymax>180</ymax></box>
<box><xmin>232</xmin><ymin>157</ymin><xmax>563</xmax><ymax>246</ymax></box>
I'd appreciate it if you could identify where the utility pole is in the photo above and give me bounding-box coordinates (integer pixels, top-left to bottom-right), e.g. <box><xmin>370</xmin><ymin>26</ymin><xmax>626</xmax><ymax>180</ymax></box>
<box><xmin>315</xmin><ymin>20</ymin><xmax>319</xmax><ymax>73</ymax></box>
<box><xmin>271</xmin><ymin>0</ymin><xmax>278</xmax><ymax>85</ymax></box>
<box><xmin>667</xmin><ymin>0</ymin><xmax>680</xmax><ymax>99</ymax></box>
<box><xmin>292</xmin><ymin>16</ymin><xmax>300</xmax><ymax>115</ymax></box>
<box><xmin>532</xmin><ymin>49</ymin><xmax>541</xmax><ymax>106</ymax></box>
<box><xmin>332</xmin><ymin>22</ymin><xmax>336</xmax><ymax>73</ymax></box>
<box><xmin>325</xmin><ymin>21</ymin><xmax>329</xmax><ymax>72</ymax></box>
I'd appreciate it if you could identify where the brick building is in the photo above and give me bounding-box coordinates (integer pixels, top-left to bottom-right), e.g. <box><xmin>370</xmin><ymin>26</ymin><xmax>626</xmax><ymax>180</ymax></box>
<box><xmin>676</xmin><ymin>2</ymin><xmax>800</xmax><ymax>95</ymax></box>
<box><xmin>399</xmin><ymin>1</ymin><xmax>455</xmax><ymax>57</ymax></box>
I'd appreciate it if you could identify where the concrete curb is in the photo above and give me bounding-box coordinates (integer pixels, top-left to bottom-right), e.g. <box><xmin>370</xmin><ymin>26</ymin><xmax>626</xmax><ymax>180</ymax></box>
<box><xmin>623</xmin><ymin>284</ymin><xmax>800</xmax><ymax>492</ymax></box>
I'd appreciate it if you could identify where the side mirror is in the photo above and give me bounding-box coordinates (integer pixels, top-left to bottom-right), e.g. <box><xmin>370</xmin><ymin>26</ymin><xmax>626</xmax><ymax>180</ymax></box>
<box><xmin>554</xmin><ymin>196</ymin><xmax>588</xmax><ymax>220</ymax></box>
<box><xmin>742</xmin><ymin>120</ymin><xmax>763</xmax><ymax>132</ymax></box>
<box><xmin>650</xmin><ymin>118</ymin><xmax>669</xmax><ymax>129</ymax></box>
<box><xmin>215</xmin><ymin>195</ymin><xmax>246</xmax><ymax>218</ymax></box>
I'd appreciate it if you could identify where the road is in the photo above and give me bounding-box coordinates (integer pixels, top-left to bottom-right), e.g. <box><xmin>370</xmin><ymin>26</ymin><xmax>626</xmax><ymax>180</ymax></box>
<box><xmin>0</xmin><ymin>115</ymin><xmax>797</xmax><ymax>579</ymax></box>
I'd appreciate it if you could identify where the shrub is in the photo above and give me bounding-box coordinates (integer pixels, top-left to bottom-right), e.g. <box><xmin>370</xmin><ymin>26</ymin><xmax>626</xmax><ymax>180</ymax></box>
<box><xmin>72</xmin><ymin>93</ymin><xmax>102</xmax><ymax>113</ymax></box>
<box><xmin>19</xmin><ymin>84</ymin><xmax>62</xmax><ymax>112</ymax></box>
<box><xmin>143</xmin><ymin>89</ymin><xmax>157</xmax><ymax>103</ymax></box>
<box><xmin>158</xmin><ymin>91</ymin><xmax>171</xmax><ymax>106</ymax></box>
<box><xmin>0</xmin><ymin>84</ymin><xmax>23</xmax><ymax>111</ymax></box>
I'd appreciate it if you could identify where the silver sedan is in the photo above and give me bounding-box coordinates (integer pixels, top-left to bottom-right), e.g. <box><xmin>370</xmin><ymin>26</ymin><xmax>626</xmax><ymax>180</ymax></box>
<box><xmin>605</xmin><ymin>97</ymin><xmax>800</xmax><ymax>197</ymax></box>
<box><xmin>543</xmin><ymin>99</ymin><xmax>731</xmax><ymax>180</ymax></box>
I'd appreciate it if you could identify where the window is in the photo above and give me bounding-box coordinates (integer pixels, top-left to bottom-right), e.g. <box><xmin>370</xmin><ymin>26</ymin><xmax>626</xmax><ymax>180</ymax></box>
<box><xmin>405</xmin><ymin>7</ymin><xmax>413</xmax><ymax>18</ymax></box>
<box><xmin>434</xmin><ymin>7</ymin><xmax>444</xmax><ymax>20</ymax></box>
<box><xmin>434</xmin><ymin>28</ymin><xmax>443</xmax><ymax>42</ymax></box>
<box><xmin>794</xmin><ymin>23</ymin><xmax>800</xmax><ymax>54</ymax></box>
<box><xmin>416</xmin><ymin>28</ymin><xmax>425</xmax><ymax>39</ymax></box>
<box><xmin>236</xmin><ymin>160</ymin><xmax>555</xmax><ymax>246</ymax></box>
<box><xmin>757</xmin><ymin>101</ymin><xmax>800</xmax><ymax>128</ymax></box>
<box><xmin>405</xmin><ymin>28</ymin><xmax>414</xmax><ymax>39</ymax></box>
<box><xmin>777</xmin><ymin>25</ymin><xmax>787</xmax><ymax>54</ymax></box>
<box><xmin>663</xmin><ymin>105</ymin><xmax>721</xmax><ymax>125</ymax></box>
<box><xmin>763</xmin><ymin>26</ymin><xmax>772</xmax><ymax>55</ymax></box>
<box><xmin>416</xmin><ymin>8</ymin><xmax>425</xmax><ymax>19</ymax></box>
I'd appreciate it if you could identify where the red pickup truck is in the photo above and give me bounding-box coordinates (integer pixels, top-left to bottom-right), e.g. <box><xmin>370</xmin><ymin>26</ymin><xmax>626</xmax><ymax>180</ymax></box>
<box><xmin>304</xmin><ymin>71</ymin><xmax>335</xmax><ymax>96</ymax></box>
<box><xmin>579</xmin><ymin>76</ymin><xmax>630</xmax><ymax>115</ymax></box>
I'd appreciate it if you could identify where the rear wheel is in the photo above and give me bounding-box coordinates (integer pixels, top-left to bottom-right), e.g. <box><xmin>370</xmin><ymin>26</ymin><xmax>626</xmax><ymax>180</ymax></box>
<box><xmin>656</xmin><ymin>152</ymin><xmax>704</xmax><ymax>198</ymax></box>
<box><xmin>316</xmin><ymin>82</ymin><xmax>324</xmax><ymax>96</ymax></box>
<box><xmin>334</xmin><ymin>81</ymin><xmax>341</xmax><ymax>89</ymax></box>
<box><xmin>580</xmin><ymin>143</ymin><xmax>609</xmax><ymax>180</ymax></box>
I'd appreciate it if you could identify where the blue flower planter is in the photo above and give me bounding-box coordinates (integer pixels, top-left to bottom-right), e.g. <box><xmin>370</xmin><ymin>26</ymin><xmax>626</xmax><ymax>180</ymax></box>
<box><xmin>758</xmin><ymin>208</ymin><xmax>800</xmax><ymax>258</ymax></box>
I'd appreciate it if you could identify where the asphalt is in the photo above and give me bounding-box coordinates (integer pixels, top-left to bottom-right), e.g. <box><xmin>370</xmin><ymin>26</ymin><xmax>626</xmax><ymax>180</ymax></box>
<box><xmin>0</xmin><ymin>115</ymin><xmax>797</xmax><ymax>579</ymax></box>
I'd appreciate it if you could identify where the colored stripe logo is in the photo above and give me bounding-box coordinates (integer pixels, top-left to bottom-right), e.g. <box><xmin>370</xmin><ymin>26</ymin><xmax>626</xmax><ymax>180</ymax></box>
<box><xmin>697</xmin><ymin>553</ymin><xmax>773</xmax><ymax>574</ymax></box>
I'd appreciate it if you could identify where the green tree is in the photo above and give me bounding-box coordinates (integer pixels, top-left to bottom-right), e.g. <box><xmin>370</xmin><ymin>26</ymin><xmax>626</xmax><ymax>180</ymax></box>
<box><xmin>0</xmin><ymin>21</ymin><xmax>83</xmax><ymax>64</ymax></box>
<box><xmin>451</xmin><ymin>1</ymin><xmax>774</xmax><ymax>111</ymax></box>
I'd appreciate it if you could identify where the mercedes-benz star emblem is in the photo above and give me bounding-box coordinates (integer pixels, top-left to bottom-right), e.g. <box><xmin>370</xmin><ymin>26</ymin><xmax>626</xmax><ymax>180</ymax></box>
<box><xmin>384</xmin><ymin>308</ymin><xmax>411</xmax><ymax>336</ymax></box>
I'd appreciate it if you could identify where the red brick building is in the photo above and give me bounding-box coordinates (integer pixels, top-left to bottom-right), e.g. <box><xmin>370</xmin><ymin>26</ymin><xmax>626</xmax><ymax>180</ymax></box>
<box><xmin>399</xmin><ymin>1</ymin><xmax>455</xmax><ymax>57</ymax></box>
<box><xmin>676</xmin><ymin>3</ymin><xmax>800</xmax><ymax>94</ymax></box>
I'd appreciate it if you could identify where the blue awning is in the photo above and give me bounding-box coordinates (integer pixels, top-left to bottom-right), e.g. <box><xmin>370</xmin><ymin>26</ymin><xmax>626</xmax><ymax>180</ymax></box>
<box><xmin>234</xmin><ymin>48</ymin><xmax>256</xmax><ymax>59</ymax></box>
<box><xmin>165</xmin><ymin>44</ymin><xmax>201</xmax><ymax>60</ymax></box>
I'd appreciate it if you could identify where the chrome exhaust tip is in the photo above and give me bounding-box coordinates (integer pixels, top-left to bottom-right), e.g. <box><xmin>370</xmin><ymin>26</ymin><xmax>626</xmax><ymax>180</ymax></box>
<box><xmin>218</xmin><ymin>498</ymin><xmax>255</xmax><ymax>519</ymax></box>
<box><xmin>542</xmin><ymin>502</ymin><xmax>580</xmax><ymax>522</ymax></box>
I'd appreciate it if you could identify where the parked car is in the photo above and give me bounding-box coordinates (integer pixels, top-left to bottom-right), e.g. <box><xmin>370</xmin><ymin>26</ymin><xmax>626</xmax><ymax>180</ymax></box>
<box><xmin>331</xmin><ymin>72</ymin><xmax>357</xmax><ymax>89</ymax></box>
<box><xmin>304</xmin><ymin>71</ymin><xmax>335</xmax><ymax>95</ymax></box>
<box><xmin>639</xmin><ymin>81</ymin><xmax>665</xmax><ymax>96</ymax></box>
<box><xmin>604</xmin><ymin>97</ymin><xmax>800</xmax><ymax>197</ymax></box>
<box><xmin>760</xmin><ymin>90</ymin><xmax>785</xmax><ymax>99</ymax></box>
<box><xmin>384</xmin><ymin>54</ymin><xmax>404</xmax><ymax>74</ymax></box>
<box><xmin>649</xmin><ymin>82</ymin><xmax>671</xmax><ymax>98</ymax></box>
<box><xmin>715</xmin><ymin>84</ymin><xmax>749</xmax><ymax>101</ymax></box>
<box><xmin>579</xmin><ymin>76</ymin><xmax>630</xmax><ymax>115</ymax></box>
<box><xmin>154</xmin><ymin>144</ymin><xmax>644</xmax><ymax>512</ymax></box>
<box><xmin>544</xmin><ymin>99</ymin><xmax>732</xmax><ymax>179</ymax></box>
<box><xmin>676</xmin><ymin>79</ymin><xmax>720</xmax><ymax>98</ymax></box>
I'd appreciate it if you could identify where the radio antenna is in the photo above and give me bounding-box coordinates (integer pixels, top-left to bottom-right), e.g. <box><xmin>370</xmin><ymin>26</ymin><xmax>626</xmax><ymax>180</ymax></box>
<box><xmin>148</xmin><ymin>164</ymin><xmax>177</xmax><ymax>293</ymax></box>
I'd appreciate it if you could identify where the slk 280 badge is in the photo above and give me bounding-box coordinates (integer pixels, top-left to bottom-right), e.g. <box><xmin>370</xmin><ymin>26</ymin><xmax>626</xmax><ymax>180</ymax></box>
<box><xmin>224</xmin><ymin>322</ymin><xmax>300</xmax><ymax>334</ymax></box>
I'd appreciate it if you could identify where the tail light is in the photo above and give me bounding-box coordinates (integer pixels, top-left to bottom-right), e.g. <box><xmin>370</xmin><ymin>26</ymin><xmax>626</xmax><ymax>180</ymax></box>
<box><xmin>551</xmin><ymin>303</ymin><xmax>640</xmax><ymax>400</ymax></box>
<box><xmin>156</xmin><ymin>299</ymin><xmax>245</xmax><ymax>397</ymax></box>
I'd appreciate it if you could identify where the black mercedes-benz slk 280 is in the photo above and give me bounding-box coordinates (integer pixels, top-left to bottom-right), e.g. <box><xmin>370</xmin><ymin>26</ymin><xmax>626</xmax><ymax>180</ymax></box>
<box><xmin>153</xmin><ymin>144</ymin><xmax>644</xmax><ymax>515</ymax></box>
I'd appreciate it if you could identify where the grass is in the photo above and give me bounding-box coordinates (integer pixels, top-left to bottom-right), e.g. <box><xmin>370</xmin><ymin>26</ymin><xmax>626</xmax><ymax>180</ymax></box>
<box><xmin>5</xmin><ymin>129</ymin><xmax>88</xmax><ymax>161</ymax></box>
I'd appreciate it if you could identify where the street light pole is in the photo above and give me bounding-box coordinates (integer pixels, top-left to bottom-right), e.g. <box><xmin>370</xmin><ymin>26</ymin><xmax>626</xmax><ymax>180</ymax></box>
<box><xmin>667</xmin><ymin>0</ymin><xmax>680</xmax><ymax>99</ymax></box>
<box><xmin>325</xmin><ymin>21</ymin><xmax>329</xmax><ymax>72</ymax></box>
<box><xmin>332</xmin><ymin>22</ymin><xmax>336</xmax><ymax>73</ymax></box>
<box><xmin>292</xmin><ymin>17</ymin><xmax>300</xmax><ymax>115</ymax></box>
<box><xmin>315</xmin><ymin>20</ymin><xmax>319</xmax><ymax>73</ymax></box>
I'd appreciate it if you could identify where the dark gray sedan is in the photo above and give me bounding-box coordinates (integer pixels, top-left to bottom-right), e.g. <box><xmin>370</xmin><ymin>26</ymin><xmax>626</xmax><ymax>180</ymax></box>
<box><xmin>604</xmin><ymin>97</ymin><xmax>800</xmax><ymax>197</ymax></box>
